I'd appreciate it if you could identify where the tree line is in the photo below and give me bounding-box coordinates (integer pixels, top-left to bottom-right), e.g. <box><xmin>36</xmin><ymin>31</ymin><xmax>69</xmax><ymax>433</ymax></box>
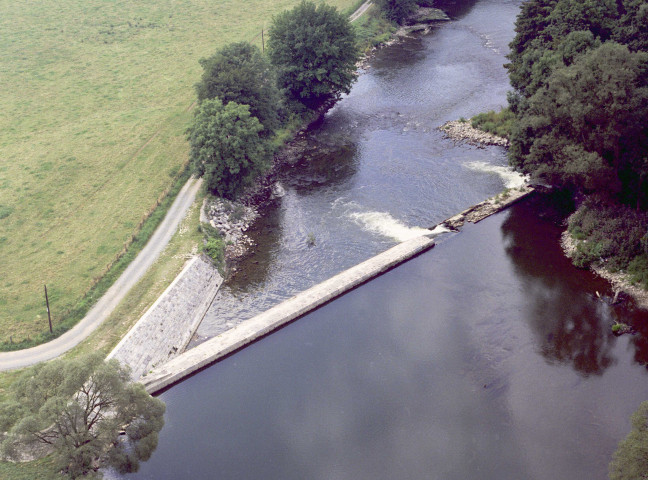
<box><xmin>505</xmin><ymin>0</ymin><xmax>648</xmax><ymax>280</ymax></box>
<box><xmin>187</xmin><ymin>1</ymin><xmax>360</xmax><ymax>201</ymax></box>
<box><xmin>187</xmin><ymin>0</ymin><xmax>433</xmax><ymax>202</ymax></box>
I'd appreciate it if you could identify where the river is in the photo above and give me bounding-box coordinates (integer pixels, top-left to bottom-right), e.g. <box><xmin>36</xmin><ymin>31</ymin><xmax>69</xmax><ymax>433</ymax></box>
<box><xmin>124</xmin><ymin>0</ymin><xmax>648</xmax><ymax>478</ymax></box>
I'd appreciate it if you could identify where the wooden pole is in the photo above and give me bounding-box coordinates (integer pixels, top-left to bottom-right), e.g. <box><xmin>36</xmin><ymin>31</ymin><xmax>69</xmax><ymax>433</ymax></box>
<box><xmin>262</xmin><ymin>29</ymin><xmax>265</xmax><ymax>53</ymax></box>
<box><xmin>44</xmin><ymin>285</ymin><xmax>52</xmax><ymax>333</ymax></box>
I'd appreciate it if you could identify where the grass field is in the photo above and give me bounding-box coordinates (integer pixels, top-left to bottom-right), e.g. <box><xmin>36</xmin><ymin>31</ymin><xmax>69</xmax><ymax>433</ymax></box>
<box><xmin>0</xmin><ymin>0</ymin><xmax>358</xmax><ymax>345</ymax></box>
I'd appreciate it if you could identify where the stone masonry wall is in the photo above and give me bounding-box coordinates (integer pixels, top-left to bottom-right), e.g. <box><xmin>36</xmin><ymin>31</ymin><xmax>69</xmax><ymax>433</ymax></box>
<box><xmin>108</xmin><ymin>256</ymin><xmax>222</xmax><ymax>381</ymax></box>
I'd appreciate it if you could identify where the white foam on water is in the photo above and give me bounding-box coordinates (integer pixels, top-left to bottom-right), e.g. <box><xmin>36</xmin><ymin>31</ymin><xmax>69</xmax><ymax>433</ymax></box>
<box><xmin>464</xmin><ymin>161</ymin><xmax>529</xmax><ymax>189</ymax></box>
<box><xmin>348</xmin><ymin>211</ymin><xmax>436</xmax><ymax>242</ymax></box>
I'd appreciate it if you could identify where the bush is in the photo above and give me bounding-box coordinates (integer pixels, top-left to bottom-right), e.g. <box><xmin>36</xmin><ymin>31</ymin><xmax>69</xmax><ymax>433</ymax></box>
<box><xmin>375</xmin><ymin>0</ymin><xmax>416</xmax><ymax>24</ymax></box>
<box><xmin>471</xmin><ymin>108</ymin><xmax>515</xmax><ymax>138</ymax></box>
<box><xmin>567</xmin><ymin>198</ymin><xmax>648</xmax><ymax>271</ymax></box>
<box><xmin>204</xmin><ymin>237</ymin><xmax>225</xmax><ymax>266</ymax></box>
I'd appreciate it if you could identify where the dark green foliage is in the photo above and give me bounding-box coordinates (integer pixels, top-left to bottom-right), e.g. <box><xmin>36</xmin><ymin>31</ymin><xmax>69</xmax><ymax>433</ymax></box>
<box><xmin>204</xmin><ymin>236</ymin><xmax>225</xmax><ymax>266</ymax></box>
<box><xmin>195</xmin><ymin>42</ymin><xmax>281</xmax><ymax>135</ymax></box>
<box><xmin>375</xmin><ymin>0</ymin><xmax>417</xmax><ymax>24</ymax></box>
<box><xmin>268</xmin><ymin>1</ymin><xmax>359</xmax><ymax>108</ymax></box>
<box><xmin>188</xmin><ymin>98</ymin><xmax>270</xmax><ymax>199</ymax></box>
<box><xmin>613</xmin><ymin>0</ymin><xmax>648</xmax><ymax>52</ymax></box>
<box><xmin>471</xmin><ymin>108</ymin><xmax>515</xmax><ymax>138</ymax></box>
<box><xmin>568</xmin><ymin>198</ymin><xmax>648</xmax><ymax>272</ymax></box>
<box><xmin>507</xmin><ymin>0</ymin><xmax>648</xmax><ymax>280</ymax></box>
<box><xmin>0</xmin><ymin>354</ymin><xmax>165</xmax><ymax>479</ymax></box>
<box><xmin>506</xmin><ymin>0</ymin><xmax>616</xmax><ymax>97</ymax></box>
<box><xmin>509</xmin><ymin>42</ymin><xmax>648</xmax><ymax>203</ymax></box>
<box><xmin>610</xmin><ymin>401</ymin><xmax>648</xmax><ymax>479</ymax></box>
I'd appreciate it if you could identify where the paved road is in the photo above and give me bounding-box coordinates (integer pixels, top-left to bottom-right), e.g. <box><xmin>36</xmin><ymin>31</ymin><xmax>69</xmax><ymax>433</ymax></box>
<box><xmin>0</xmin><ymin>177</ymin><xmax>203</xmax><ymax>371</ymax></box>
<box><xmin>350</xmin><ymin>1</ymin><xmax>372</xmax><ymax>22</ymax></box>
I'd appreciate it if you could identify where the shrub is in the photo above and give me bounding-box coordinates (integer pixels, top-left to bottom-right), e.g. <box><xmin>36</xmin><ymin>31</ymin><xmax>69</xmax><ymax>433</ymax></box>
<box><xmin>204</xmin><ymin>237</ymin><xmax>225</xmax><ymax>266</ymax></box>
<box><xmin>568</xmin><ymin>198</ymin><xmax>648</xmax><ymax>271</ymax></box>
<box><xmin>471</xmin><ymin>108</ymin><xmax>515</xmax><ymax>138</ymax></box>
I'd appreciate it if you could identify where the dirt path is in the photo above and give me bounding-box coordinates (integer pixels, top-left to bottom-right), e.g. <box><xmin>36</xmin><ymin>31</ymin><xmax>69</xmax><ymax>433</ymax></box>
<box><xmin>350</xmin><ymin>1</ymin><xmax>372</xmax><ymax>22</ymax></box>
<box><xmin>0</xmin><ymin>177</ymin><xmax>203</xmax><ymax>371</ymax></box>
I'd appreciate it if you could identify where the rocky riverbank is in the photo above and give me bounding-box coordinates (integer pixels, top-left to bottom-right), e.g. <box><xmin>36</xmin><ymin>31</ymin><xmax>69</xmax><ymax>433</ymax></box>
<box><xmin>201</xmin><ymin>197</ymin><xmax>258</xmax><ymax>263</ymax></box>
<box><xmin>440</xmin><ymin>120</ymin><xmax>509</xmax><ymax>147</ymax></box>
<box><xmin>560</xmin><ymin>229</ymin><xmax>648</xmax><ymax>310</ymax></box>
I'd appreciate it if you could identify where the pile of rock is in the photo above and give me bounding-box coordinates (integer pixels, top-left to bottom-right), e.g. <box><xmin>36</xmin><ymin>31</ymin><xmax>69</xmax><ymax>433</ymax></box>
<box><xmin>440</xmin><ymin>120</ymin><xmax>509</xmax><ymax>147</ymax></box>
<box><xmin>203</xmin><ymin>198</ymin><xmax>258</xmax><ymax>261</ymax></box>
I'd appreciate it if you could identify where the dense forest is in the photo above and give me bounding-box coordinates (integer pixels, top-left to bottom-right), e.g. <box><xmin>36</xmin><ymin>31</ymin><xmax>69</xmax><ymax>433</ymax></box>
<box><xmin>505</xmin><ymin>0</ymin><xmax>648</xmax><ymax>285</ymax></box>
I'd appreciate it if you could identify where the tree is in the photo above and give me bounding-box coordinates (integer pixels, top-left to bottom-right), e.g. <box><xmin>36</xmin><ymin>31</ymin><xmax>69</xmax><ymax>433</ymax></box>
<box><xmin>195</xmin><ymin>42</ymin><xmax>281</xmax><ymax>135</ymax></box>
<box><xmin>0</xmin><ymin>353</ymin><xmax>165</xmax><ymax>479</ymax></box>
<box><xmin>509</xmin><ymin>42</ymin><xmax>648</xmax><ymax>205</ymax></box>
<box><xmin>614</xmin><ymin>0</ymin><xmax>648</xmax><ymax>52</ymax></box>
<box><xmin>610</xmin><ymin>401</ymin><xmax>648</xmax><ymax>479</ymax></box>
<box><xmin>375</xmin><ymin>0</ymin><xmax>417</xmax><ymax>24</ymax></box>
<box><xmin>187</xmin><ymin>98</ymin><xmax>270</xmax><ymax>199</ymax></box>
<box><xmin>267</xmin><ymin>1</ymin><xmax>359</xmax><ymax>108</ymax></box>
<box><xmin>506</xmin><ymin>0</ymin><xmax>617</xmax><ymax>98</ymax></box>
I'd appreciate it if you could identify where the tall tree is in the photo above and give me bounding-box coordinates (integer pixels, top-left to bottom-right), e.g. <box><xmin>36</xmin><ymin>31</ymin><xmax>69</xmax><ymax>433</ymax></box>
<box><xmin>267</xmin><ymin>1</ymin><xmax>359</xmax><ymax>108</ymax></box>
<box><xmin>187</xmin><ymin>98</ymin><xmax>270</xmax><ymax>199</ymax></box>
<box><xmin>195</xmin><ymin>42</ymin><xmax>281</xmax><ymax>135</ymax></box>
<box><xmin>0</xmin><ymin>353</ymin><xmax>165</xmax><ymax>479</ymax></box>
<box><xmin>506</xmin><ymin>0</ymin><xmax>617</xmax><ymax>98</ymax></box>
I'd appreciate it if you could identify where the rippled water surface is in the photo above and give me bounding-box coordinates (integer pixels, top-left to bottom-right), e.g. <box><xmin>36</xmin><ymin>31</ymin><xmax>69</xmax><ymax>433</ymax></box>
<box><xmin>197</xmin><ymin>0</ymin><xmax>525</xmax><ymax>336</ymax></box>
<box><xmin>123</xmin><ymin>0</ymin><xmax>648</xmax><ymax>478</ymax></box>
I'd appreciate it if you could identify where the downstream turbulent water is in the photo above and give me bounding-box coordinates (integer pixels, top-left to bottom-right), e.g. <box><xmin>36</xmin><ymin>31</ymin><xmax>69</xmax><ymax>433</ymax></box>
<box><xmin>197</xmin><ymin>0</ymin><xmax>526</xmax><ymax>337</ymax></box>
<box><xmin>122</xmin><ymin>1</ymin><xmax>648</xmax><ymax>479</ymax></box>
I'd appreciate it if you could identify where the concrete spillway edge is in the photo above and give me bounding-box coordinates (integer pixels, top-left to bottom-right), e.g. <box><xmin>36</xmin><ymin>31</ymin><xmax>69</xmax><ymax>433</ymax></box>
<box><xmin>141</xmin><ymin>235</ymin><xmax>435</xmax><ymax>394</ymax></box>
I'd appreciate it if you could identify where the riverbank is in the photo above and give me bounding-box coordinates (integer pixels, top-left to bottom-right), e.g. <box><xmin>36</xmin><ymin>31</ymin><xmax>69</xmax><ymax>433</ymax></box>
<box><xmin>561</xmin><ymin>229</ymin><xmax>648</xmax><ymax>310</ymax></box>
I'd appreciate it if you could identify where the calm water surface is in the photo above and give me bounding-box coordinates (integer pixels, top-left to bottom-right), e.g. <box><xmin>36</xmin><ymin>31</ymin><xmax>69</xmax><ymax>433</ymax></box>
<box><xmin>124</xmin><ymin>0</ymin><xmax>648</xmax><ymax>477</ymax></box>
<box><xmin>130</xmin><ymin>199</ymin><xmax>648</xmax><ymax>479</ymax></box>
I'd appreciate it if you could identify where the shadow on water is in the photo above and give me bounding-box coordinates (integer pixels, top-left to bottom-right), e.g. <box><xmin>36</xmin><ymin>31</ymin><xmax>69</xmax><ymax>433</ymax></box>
<box><xmin>501</xmin><ymin>195</ymin><xmax>618</xmax><ymax>376</ymax></box>
<box><xmin>225</xmin><ymin>199</ymin><xmax>283</xmax><ymax>291</ymax></box>
<box><xmin>434</xmin><ymin>0</ymin><xmax>482</xmax><ymax>19</ymax></box>
<box><xmin>279</xmin><ymin>140</ymin><xmax>359</xmax><ymax>195</ymax></box>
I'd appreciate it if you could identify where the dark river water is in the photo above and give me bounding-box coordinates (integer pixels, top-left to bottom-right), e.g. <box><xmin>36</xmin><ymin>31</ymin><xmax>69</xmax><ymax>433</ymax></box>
<box><xmin>123</xmin><ymin>0</ymin><xmax>648</xmax><ymax>478</ymax></box>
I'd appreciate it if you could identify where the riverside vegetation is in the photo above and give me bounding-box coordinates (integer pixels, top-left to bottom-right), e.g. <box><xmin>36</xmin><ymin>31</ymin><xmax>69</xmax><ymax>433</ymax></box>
<box><xmin>189</xmin><ymin>0</ymin><xmax>437</xmax><ymax>265</ymax></box>
<box><xmin>498</xmin><ymin>0</ymin><xmax>648</xmax><ymax>477</ymax></box>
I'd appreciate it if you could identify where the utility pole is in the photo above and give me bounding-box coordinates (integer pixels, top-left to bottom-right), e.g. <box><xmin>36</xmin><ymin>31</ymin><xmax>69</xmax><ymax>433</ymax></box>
<box><xmin>44</xmin><ymin>284</ymin><xmax>52</xmax><ymax>333</ymax></box>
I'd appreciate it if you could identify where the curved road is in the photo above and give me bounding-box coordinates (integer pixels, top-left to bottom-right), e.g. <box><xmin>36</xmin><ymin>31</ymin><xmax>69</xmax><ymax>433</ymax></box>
<box><xmin>0</xmin><ymin>177</ymin><xmax>203</xmax><ymax>371</ymax></box>
<box><xmin>0</xmin><ymin>2</ymin><xmax>373</xmax><ymax>372</ymax></box>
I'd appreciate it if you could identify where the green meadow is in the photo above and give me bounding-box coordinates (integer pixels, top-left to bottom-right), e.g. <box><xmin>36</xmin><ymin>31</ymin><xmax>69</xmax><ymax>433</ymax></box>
<box><xmin>0</xmin><ymin>0</ymin><xmax>357</xmax><ymax>345</ymax></box>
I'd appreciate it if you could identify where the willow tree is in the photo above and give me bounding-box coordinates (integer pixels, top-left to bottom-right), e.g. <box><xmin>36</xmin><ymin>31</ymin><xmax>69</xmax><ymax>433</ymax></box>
<box><xmin>0</xmin><ymin>353</ymin><xmax>165</xmax><ymax>478</ymax></box>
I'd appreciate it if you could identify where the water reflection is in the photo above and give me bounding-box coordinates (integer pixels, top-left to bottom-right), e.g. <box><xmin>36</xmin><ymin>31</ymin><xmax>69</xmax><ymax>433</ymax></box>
<box><xmin>280</xmin><ymin>140</ymin><xmax>359</xmax><ymax>194</ymax></box>
<box><xmin>501</xmin><ymin>196</ymin><xmax>617</xmax><ymax>376</ymax></box>
<box><xmin>435</xmin><ymin>0</ymin><xmax>483</xmax><ymax>19</ymax></box>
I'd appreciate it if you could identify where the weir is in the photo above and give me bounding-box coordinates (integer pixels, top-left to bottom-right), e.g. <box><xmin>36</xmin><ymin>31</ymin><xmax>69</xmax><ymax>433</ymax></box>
<box><xmin>141</xmin><ymin>235</ymin><xmax>436</xmax><ymax>393</ymax></box>
<box><xmin>140</xmin><ymin>185</ymin><xmax>535</xmax><ymax>394</ymax></box>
